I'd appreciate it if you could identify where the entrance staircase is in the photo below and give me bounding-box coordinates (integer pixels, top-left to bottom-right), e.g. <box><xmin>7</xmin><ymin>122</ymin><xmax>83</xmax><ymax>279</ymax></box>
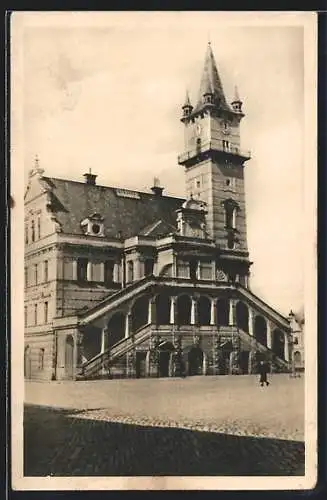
<box><xmin>78</xmin><ymin>323</ymin><xmax>152</xmax><ymax>379</ymax></box>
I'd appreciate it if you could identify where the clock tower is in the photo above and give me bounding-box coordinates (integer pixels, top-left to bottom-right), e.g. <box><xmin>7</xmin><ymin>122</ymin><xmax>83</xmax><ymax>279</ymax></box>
<box><xmin>178</xmin><ymin>43</ymin><xmax>251</xmax><ymax>257</ymax></box>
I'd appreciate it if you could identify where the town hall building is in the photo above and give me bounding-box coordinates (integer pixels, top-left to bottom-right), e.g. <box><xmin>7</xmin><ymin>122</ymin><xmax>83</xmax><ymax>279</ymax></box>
<box><xmin>24</xmin><ymin>43</ymin><xmax>296</xmax><ymax>381</ymax></box>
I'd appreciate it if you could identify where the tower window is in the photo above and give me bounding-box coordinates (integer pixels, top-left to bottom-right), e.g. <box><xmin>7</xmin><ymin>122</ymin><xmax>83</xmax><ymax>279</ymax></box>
<box><xmin>25</xmin><ymin>224</ymin><xmax>28</xmax><ymax>244</ymax></box>
<box><xmin>227</xmin><ymin>233</ymin><xmax>235</xmax><ymax>250</ymax></box>
<box><xmin>225</xmin><ymin>206</ymin><xmax>234</xmax><ymax>229</ymax></box>
<box><xmin>226</xmin><ymin>179</ymin><xmax>230</xmax><ymax>186</ymax></box>
<box><xmin>24</xmin><ymin>306</ymin><xmax>28</xmax><ymax>327</ymax></box>
<box><xmin>24</xmin><ymin>267</ymin><xmax>28</xmax><ymax>288</ymax></box>
<box><xmin>77</xmin><ymin>258</ymin><xmax>88</xmax><ymax>282</ymax></box>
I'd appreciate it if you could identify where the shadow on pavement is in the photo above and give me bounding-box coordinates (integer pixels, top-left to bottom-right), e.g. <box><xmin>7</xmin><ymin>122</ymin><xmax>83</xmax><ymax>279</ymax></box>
<box><xmin>24</xmin><ymin>404</ymin><xmax>305</xmax><ymax>477</ymax></box>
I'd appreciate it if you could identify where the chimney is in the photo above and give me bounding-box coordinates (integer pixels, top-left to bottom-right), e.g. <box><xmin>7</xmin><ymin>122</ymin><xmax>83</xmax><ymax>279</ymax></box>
<box><xmin>151</xmin><ymin>177</ymin><xmax>164</xmax><ymax>196</ymax></box>
<box><xmin>83</xmin><ymin>168</ymin><xmax>97</xmax><ymax>186</ymax></box>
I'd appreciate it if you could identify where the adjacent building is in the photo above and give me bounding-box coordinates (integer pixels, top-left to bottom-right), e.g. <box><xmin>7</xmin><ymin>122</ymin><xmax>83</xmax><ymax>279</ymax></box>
<box><xmin>24</xmin><ymin>43</ymin><xmax>295</xmax><ymax>380</ymax></box>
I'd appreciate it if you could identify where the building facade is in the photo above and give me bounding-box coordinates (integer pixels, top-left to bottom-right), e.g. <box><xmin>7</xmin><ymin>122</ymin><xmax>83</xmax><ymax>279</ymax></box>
<box><xmin>24</xmin><ymin>43</ymin><xmax>294</xmax><ymax>381</ymax></box>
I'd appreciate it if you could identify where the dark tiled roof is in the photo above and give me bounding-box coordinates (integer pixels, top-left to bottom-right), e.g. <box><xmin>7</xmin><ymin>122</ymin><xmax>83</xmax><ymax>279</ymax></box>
<box><xmin>43</xmin><ymin>177</ymin><xmax>184</xmax><ymax>239</ymax></box>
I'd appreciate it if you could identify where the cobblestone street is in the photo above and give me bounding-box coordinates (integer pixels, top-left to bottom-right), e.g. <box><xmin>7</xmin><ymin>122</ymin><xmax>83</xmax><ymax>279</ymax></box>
<box><xmin>24</xmin><ymin>374</ymin><xmax>305</xmax><ymax>476</ymax></box>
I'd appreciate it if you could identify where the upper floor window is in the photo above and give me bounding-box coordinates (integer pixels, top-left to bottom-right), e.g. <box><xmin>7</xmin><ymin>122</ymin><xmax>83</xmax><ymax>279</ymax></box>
<box><xmin>25</xmin><ymin>224</ymin><xmax>28</xmax><ymax>244</ymax></box>
<box><xmin>127</xmin><ymin>261</ymin><xmax>134</xmax><ymax>283</ymax></box>
<box><xmin>34</xmin><ymin>263</ymin><xmax>38</xmax><ymax>285</ymax></box>
<box><xmin>34</xmin><ymin>303</ymin><xmax>38</xmax><ymax>325</ymax></box>
<box><xmin>104</xmin><ymin>260</ymin><xmax>114</xmax><ymax>285</ymax></box>
<box><xmin>189</xmin><ymin>259</ymin><xmax>197</xmax><ymax>281</ymax></box>
<box><xmin>77</xmin><ymin>258</ymin><xmax>88</xmax><ymax>282</ymax></box>
<box><xmin>144</xmin><ymin>258</ymin><xmax>154</xmax><ymax>277</ymax></box>
<box><xmin>44</xmin><ymin>301</ymin><xmax>48</xmax><ymax>324</ymax></box>
<box><xmin>31</xmin><ymin>220</ymin><xmax>35</xmax><ymax>242</ymax></box>
<box><xmin>44</xmin><ymin>260</ymin><xmax>48</xmax><ymax>282</ymax></box>
<box><xmin>37</xmin><ymin>216</ymin><xmax>41</xmax><ymax>240</ymax></box>
<box><xmin>24</xmin><ymin>267</ymin><xmax>28</xmax><ymax>288</ymax></box>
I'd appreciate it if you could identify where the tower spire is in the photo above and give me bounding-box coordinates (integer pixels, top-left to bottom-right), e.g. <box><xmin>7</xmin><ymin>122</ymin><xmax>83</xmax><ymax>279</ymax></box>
<box><xmin>231</xmin><ymin>85</ymin><xmax>243</xmax><ymax>113</ymax></box>
<box><xmin>194</xmin><ymin>42</ymin><xmax>230</xmax><ymax>113</ymax></box>
<box><xmin>181</xmin><ymin>88</ymin><xmax>193</xmax><ymax>121</ymax></box>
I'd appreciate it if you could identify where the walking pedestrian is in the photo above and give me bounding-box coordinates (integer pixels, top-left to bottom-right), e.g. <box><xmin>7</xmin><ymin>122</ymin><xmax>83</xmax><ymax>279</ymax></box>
<box><xmin>258</xmin><ymin>360</ymin><xmax>270</xmax><ymax>387</ymax></box>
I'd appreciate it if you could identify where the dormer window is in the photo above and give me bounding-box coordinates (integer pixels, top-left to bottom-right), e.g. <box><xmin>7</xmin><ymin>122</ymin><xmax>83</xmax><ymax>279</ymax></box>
<box><xmin>81</xmin><ymin>213</ymin><xmax>105</xmax><ymax>237</ymax></box>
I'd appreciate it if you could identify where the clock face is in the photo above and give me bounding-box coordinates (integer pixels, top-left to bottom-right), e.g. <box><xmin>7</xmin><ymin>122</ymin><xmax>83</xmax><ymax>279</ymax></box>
<box><xmin>195</xmin><ymin>123</ymin><xmax>202</xmax><ymax>136</ymax></box>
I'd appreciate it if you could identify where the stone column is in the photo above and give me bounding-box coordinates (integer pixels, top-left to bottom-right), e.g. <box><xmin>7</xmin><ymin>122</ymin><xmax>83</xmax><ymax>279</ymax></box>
<box><xmin>229</xmin><ymin>299</ymin><xmax>236</xmax><ymax>326</ymax></box>
<box><xmin>190</xmin><ymin>297</ymin><xmax>197</xmax><ymax>325</ymax></box>
<box><xmin>196</xmin><ymin>261</ymin><xmax>201</xmax><ymax>280</ymax></box>
<box><xmin>72</xmin><ymin>260</ymin><xmax>77</xmax><ymax>281</ymax></box>
<box><xmin>99</xmin><ymin>262</ymin><xmax>105</xmax><ymax>282</ymax></box>
<box><xmin>248</xmin><ymin>307</ymin><xmax>254</xmax><ymax>336</ymax></box>
<box><xmin>125</xmin><ymin>312</ymin><xmax>132</xmax><ymax>339</ymax></box>
<box><xmin>203</xmin><ymin>353</ymin><xmax>207</xmax><ymax>375</ymax></box>
<box><xmin>211</xmin><ymin>260</ymin><xmax>217</xmax><ymax>281</ymax></box>
<box><xmin>100</xmin><ymin>327</ymin><xmax>108</xmax><ymax>354</ymax></box>
<box><xmin>170</xmin><ymin>296</ymin><xmax>176</xmax><ymax>325</ymax></box>
<box><xmin>267</xmin><ymin>321</ymin><xmax>272</xmax><ymax>349</ymax></box>
<box><xmin>148</xmin><ymin>297</ymin><xmax>156</xmax><ymax>325</ymax></box>
<box><xmin>210</xmin><ymin>298</ymin><xmax>216</xmax><ymax>326</ymax></box>
<box><xmin>87</xmin><ymin>261</ymin><xmax>92</xmax><ymax>281</ymax></box>
<box><xmin>284</xmin><ymin>333</ymin><xmax>290</xmax><ymax>362</ymax></box>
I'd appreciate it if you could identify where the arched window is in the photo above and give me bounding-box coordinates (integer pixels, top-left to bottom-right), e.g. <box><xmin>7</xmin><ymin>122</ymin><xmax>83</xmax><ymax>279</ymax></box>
<box><xmin>155</xmin><ymin>294</ymin><xmax>170</xmax><ymax>325</ymax></box>
<box><xmin>131</xmin><ymin>295</ymin><xmax>149</xmax><ymax>332</ymax></box>
<box><xmin>236</xmin><ymin>301</ymin><xmax>249</xmax><ymax>333</ymax></box>
<box><xmin>216</xmin><ymin>299</ymin><xmax>229</xmax><ymax>326</ymax></box>
<box><xmin>254</xmin><ymin>315</ymin><xmax>267</xmax><ymax>346</ymax></box>
<box><xmin>176</xmin><ymin>295</ymin><xmax>192</xmax><ymax>325</ymax></box>
<box><xmin>198</xmin><ymin>296</ymin><xmax>211</xmax><ymax>326</ymax></box>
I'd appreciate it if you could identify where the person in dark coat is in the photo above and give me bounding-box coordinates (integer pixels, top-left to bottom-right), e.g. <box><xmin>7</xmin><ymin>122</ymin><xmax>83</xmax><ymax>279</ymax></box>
<box><xmin>258</xmin><ymin>360</ymin><xmax>270</xmax><ymax>386</ymax></box>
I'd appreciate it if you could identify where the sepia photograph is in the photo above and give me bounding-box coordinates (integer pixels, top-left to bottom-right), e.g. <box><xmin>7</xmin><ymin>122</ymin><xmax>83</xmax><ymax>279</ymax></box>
<box><xmin>10</xmin><ymin>11</ymin><xmax>317</xmax><ymax>490</ymax></box>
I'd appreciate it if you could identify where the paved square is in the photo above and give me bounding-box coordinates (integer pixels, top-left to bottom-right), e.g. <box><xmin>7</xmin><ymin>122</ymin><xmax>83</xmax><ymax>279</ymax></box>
<box><xmin>24</xmin><ymin>374</ymin><xmax>304</xmax><ymax>476</ymax></box>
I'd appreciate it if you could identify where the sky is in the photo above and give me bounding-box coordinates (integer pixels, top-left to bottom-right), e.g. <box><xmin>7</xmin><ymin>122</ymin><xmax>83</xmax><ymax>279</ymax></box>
<box><xmin>19</xmin><ymin>12</ymin><xmax>308</xmax><ymax>316</ymax></box>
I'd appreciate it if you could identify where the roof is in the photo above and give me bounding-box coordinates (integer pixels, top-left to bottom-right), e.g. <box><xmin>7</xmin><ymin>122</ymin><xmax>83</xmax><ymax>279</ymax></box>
<box><xmin>42</xmin><ymin>176</ymin><xmax>185</xmax><ymax>239</ymax></box>
<box><xmin>193</xmin><ymin>43</ymin><xmax>232</xmax><ymax>114</ymax></box>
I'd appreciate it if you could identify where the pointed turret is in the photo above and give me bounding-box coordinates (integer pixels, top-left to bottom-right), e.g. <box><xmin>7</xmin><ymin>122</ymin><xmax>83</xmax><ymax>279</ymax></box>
<box><xmin>194</xmin><ymin>42</ymin><xmax>230</xmax><ymax>113</ymax></box>
<box><xmin>181</xmin><ymin>89</ymin><xmax>193</xmax><ymax>121</ymax></box>
<box><xmin>231</xmin><ymin>85</ymin><xmax>243</xmax><ymax>114</ymax></box>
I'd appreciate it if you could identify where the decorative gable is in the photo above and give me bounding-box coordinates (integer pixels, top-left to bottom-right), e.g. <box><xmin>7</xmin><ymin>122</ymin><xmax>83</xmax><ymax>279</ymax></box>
<box><xmin>176</xmin><ymin>196</ymin><xmax>208</xmax><ymax>239</ymax></box>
